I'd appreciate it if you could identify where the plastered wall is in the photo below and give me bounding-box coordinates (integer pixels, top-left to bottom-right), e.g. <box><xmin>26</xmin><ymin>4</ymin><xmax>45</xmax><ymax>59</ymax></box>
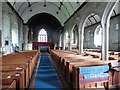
<box><xmin>2</xmin><ymin>2</ymin><xmax>24</xmax><ymax>52</ymax></box>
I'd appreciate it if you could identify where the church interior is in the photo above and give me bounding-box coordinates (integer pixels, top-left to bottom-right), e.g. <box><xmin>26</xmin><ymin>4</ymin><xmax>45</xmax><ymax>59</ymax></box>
<box><xmin>0</xmin><ymin>0</ymin><xmax>120</xmax><ymax>90</ymax></box>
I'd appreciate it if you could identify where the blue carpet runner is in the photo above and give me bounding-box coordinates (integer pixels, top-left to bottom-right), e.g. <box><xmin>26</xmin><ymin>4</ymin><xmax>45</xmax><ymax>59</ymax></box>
<box><xmin>34</xmin><ymin>53</ymin><xmax>61</xmax><ymax>89</ymax></box>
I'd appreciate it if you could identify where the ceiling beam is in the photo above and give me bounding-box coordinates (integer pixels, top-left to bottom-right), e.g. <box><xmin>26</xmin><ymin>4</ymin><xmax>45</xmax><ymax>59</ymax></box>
<box><xmin>64</xmin><ymin>2</ymin><xmax>87</xmax><ymax>24</ymax></box>
<box><xmin>6</xmin><ymin>2</ymin><xmax>24</xmax><ymax>22</ymax></box>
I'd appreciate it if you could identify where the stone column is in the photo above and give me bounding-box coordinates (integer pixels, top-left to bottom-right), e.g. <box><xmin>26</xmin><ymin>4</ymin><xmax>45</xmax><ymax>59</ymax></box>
<box><xmin>101</xmin><ymin>23</ymin><xmax>109</xmax><ymax>61</ymax></box>
<box><xmin>118</xmin><ymin>6</ymin><xmax>120</xmax><ymax>51</ymax></box>
<box><xmin>58</xmin><ymin>34</ymin><xmax>62</xmax><ymax>50</ymax></box>
<box><xmin>0</xmin><ymin>2</ymin><xmax>2</xmax><ymax>48</ymax></box>
<box><xmin>62</xmin><ymin>33</ymin><xmax>65</xmax><ymax>50</ymax></box>
<box><xmin>0</xmin><ymin>2</ymin><xmax>2</xmax><ymax>86</ymax></box>
<box><xmin>68</xmin><ymin>31</ymin><xmax>72</xmax><ymax>50</ymax></box>
<box><xmin>9</xmin><ymin>12</ymin><xmax>13</xmax><ymax>53</ymax></box>
<box><xmin>23</xmin><ymin>25</ymin><xmax>29</xmax><ymax>50</ymax></box>
<box><xmin>119</xmin><ymin>23</ymin><xmax>120</xmax><ymax>52</ymax></box>
<box><xmin>78</xmin><ymin>29</ymin><xmax>84</xmax><ymax>54</ymax></box>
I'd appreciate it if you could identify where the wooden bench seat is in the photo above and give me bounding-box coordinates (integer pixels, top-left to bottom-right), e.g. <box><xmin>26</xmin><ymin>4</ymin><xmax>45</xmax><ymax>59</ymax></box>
<box><xmin>1</xmin><ymin>50</ymin><xmax>39</xmax><ymax>90</ymax></box>
<box><xmin>1</xmin><ymin>78</ymin><xmax>16</xmax><ymax>90</ymax></box>
<box><xmin>2</xmin><ymin>72</ymin><xmax>24</xmax><ymax>90</ymax></box>
<box><xmin>2</xmin><ymin>51</ymin><xmax>39</xmax><ymax>79</ymax></box>
<box><xmin>65</xmin><ymin>60</ymin><xmax>107</xmax><ymax>82</ymax></box>
<box><xmin>50</xmin><ymin>50</ymin><xmax>111</xmax><ymax>89</ymax></box>
<box><xmin>60</xmin><ymin>56</ymin><xmax>97</xmax><ymax>78</ymax></box>
<box><xmin>50</xmin><ymin>50</ymin><xmax>120</xmax><ymax>89</ymax></box>
<box><xmin>2</xmin><ymin>60</ymin><xmax>31</xmax><ymax>87</ymax></box>
<box><xmin>84</xmin><ymin>51</ymin><xmax>120</xmax><ymax>60</ymax></box>
<box><xmin>1</xmin><ymin>64</ymin><xmax>29</xmax><ymax>88</ymax></box>
<box><xmin>70</xmin><ymin>63</ymin><xmax>109</xmax><ymax>89</ymax></box>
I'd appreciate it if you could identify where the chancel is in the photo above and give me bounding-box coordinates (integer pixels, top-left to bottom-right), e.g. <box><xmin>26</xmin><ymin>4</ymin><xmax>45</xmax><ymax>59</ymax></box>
<box><xmin>0</xmin><ymin>0</ymin><xmax>120</xmax><ymax>90</ymax></box>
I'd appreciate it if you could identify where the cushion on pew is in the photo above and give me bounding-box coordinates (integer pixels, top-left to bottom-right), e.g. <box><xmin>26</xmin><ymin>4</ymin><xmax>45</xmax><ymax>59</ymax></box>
<box><xmin>79</xmin><ymin>65</ymin><xmax>109</xmax><ymax>79</ymax></box>
<box><xmin>79</xmin><ymin>65</ymin><xmax>109</xmax><ymax>74</ymax></box>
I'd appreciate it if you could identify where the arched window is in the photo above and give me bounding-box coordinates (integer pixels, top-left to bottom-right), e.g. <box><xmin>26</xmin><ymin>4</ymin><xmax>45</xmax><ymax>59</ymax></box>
<box><xmin>38</xmin><ymin>29</ymin><xmax>47</xmax><ymax>42</ymax></box>
<box><xmin>71</xmin><ymin>30</ymin><xmax>76</xmax><ymax>44</ymax></box>
<box><xmin>94</xmin><ymin>25</ymin><xmax>102</xmax><ymax>47</ymax></box>
<box><xmin>65</xmin><ymin>32</ymin><xmax>69</xmax><ymax>44</ymax></box>
<box><xmin>59</xmin><ymin>34</ymin><xmax>62</xmax><ymax>47</ymax></box>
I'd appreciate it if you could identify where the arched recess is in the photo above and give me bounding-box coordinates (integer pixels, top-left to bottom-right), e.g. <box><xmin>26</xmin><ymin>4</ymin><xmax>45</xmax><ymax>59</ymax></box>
<box><xmin>101</xmin><ymin>1</ymin><xmax>119</xmax><ymax>60</ymax></box>
<box><xmin>78</xmin><ymin>12</ymin><xmax>101</xmax><ymax>54</ymax></box>
<box><xmin>84</xmin><ymin>13</ymin><xmax>101</xmax><ymax>49</ymax></box>
<box><xmin>27</xmin><ymin>13</ymin><xmax>61</xmax><ymax>48</ymax></box>
<box><xmin>109</xmin><ymin>1</ymin><xmax>120</xmax><ymax>51</ymax></box>
<box><xmin>71</xmin><ymin>24</ymin><xmax>79</xmax><ymax>49</ymax></box>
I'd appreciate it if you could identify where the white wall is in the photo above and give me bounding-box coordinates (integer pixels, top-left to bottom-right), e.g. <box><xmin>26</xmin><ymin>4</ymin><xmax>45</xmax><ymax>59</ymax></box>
<box><xmin>2</xmin><ymin>2</ymin><xmax>24</xmax><ymax>53</ymax></box>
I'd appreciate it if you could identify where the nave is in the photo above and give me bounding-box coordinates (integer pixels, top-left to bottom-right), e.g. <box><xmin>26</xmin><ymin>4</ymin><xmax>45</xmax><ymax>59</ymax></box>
<box><xmin>0</xmin><ymin>1</ymin><xmax>120</xmax><ymax>90</ymax></box>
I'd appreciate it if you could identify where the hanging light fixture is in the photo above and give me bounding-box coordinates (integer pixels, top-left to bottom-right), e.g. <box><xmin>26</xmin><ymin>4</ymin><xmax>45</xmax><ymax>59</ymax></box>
<box><xmin>77</xmin><ymin>0</ymin><xmax>79</xmax><ymax>3</ymax></box>
<box><xmin>44</xmin><ymin>0</ymin><xmax>46</xmax><ymax>7</ymax></box>
<box><xmin>29</xmin><ymin>7</ymin><xmax>32</xmax><ymax>12</ymax></box>
<box><xmin>56</xmin><ymin>12</ymin><xmax>59</xmax><ymax>14</ymax></box>
<box><xmin>58</xmin><ymin>7</ymin><xmax>61</xmax><ymax>10</ymax></box>
<box><xmin>44</xmin><ymin>4</ymin><xmax>46</xmax><ymax>7</ymax></box>
<box><xmin>60</xmin><ymin>2</ymin><xmax>63</xmax><ymax>5</ymax></box>
<box><xmin>56</xmin><ymin>1</ymin><xmax>63</xmax><ymax>15</ymax></box>
<box><xmin>27</xmin><ymin>0</ymin><xmax>32</xmax><ymax>12</ymax></box>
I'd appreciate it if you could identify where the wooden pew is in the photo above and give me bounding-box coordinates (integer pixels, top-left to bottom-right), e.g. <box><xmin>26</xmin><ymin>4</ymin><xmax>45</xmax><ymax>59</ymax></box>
<box><xmin>84</xmin><ymin>50</ymin><xmax>120</xmax><ymax>60</ymax></box>
<box><xmin>60</xmin><ymin>56</ymin><xmax>94</xmax><ymax>78</ymax></box>
<box><xmin>2</xmin><ymin>71</ymin><xmax>24</xmax><ymax>90</ymax></box>
<box><xmin>68</xmin><ymin>61</ymin><xmax>109</xmax><ymax>89</ymax></box>
<box><xmin>1</xmin><ymin>64</ymin><xmax>29</xmax><ymax>88</ymax></box>
<box><xmin>1</xmin><ymin>50</ymin><xmax>39</xmax><ymax>89</ymax></box>
<box><xmin>50</xmin><ymin>50</ymin><xmax>75</xmax><ymax>71</ymax></box>
<box><xmin>2</xmin><ymin>78</ymin><xmax>16</xmax><ymax>90</ymax></box>
<box><xmin>2</xmin><ymin>57</ymin><xmax>31</xmax><ymax>88</ymax></box>
<box><xmin>64</xmin><ymin>58</ymin><xmax>100</xmax><ymax>83</ymax></box>
<box><xmin>2</xmin><ymin>51</ymin><xmax>39</xmax><ymax>79</ymax></box>
<box><xmin>51</xmin><ymin>50</ymin><xmax>100</xmax><ymax>77</ymax></box>
<box><xmin>50</xmin><ymin>50</ymin><xmax>111</xmax><ymax>89</ymax></box>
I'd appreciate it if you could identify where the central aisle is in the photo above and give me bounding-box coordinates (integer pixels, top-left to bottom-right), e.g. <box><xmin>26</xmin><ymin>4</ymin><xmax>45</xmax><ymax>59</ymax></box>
<box><xmin>34</xmin><ymin>53</ymin><xmax>61</xmax><ymax>89</ymax></box>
